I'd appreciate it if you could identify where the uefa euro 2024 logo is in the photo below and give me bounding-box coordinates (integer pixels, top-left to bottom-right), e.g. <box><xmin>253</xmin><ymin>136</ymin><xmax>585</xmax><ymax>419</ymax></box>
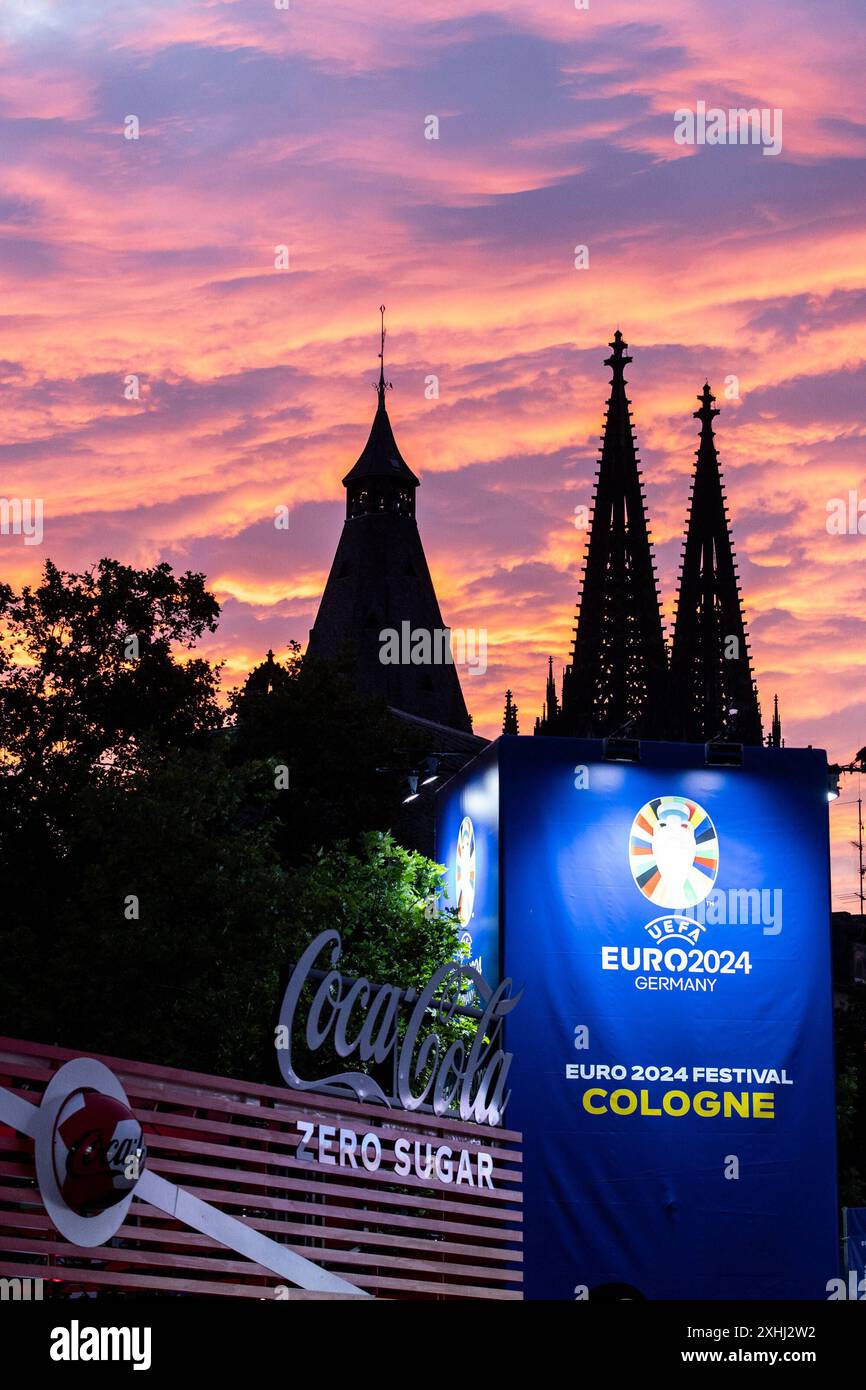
<box><xmin>455</xmin><ymin>815</ymin><xmax>476</xmax><ymax>927</ymax></box>
<box><xmin>454</xmin><ymin>815</ymin><xmax>480</xmax><ymax>992</ymax></box>
<box><xmin>628</xmin><ymin>796</ymin><xmax>719</xmax><ymax>910</ymax></box>
<box><xmin>604</xmin><ymin>796</ymin><xmax>750</xmax><ymax>988</ymax></box>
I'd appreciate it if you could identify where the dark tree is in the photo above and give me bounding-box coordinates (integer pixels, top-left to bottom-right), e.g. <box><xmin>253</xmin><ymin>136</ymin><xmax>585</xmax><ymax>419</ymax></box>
<box><xmin>229</xmin><ymin>643</ymin><xmax>426</xmax><ymax>865</ymax></box>
<box><xmin>0</xmin><ymin>560</ymin><xmax>459</xmax><ymax>1081</ymax></box>
<box><xmin>0</xmin><ymin>558</ymin><xmax>223</xmax><ymax>1045</ymax></box>
<box><xmin>835</xmin><ymin>994</ymin><xmax>866</xmax><ymax>1207</ymax></box>
<box><xmin>0</xmin><ymin>557</ymin><xmax>221</xmax><ymax>799</ymax></box>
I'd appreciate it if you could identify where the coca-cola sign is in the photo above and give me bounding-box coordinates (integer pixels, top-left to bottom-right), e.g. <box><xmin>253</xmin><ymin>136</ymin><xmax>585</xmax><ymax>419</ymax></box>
<box><xmin>275</xmin><ymin>930</ymin><xmax>522</xmax><ymax>1127</ymax></box>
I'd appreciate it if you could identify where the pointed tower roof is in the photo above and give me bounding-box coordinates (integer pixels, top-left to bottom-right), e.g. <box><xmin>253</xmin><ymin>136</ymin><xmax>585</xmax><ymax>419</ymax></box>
<box><xmin>555</xmin><ymin>331</ymin><xmax>667</xmax><ymax>738</ymax></box>
<box><xmin>669</xmin><ymin>384</ymin><xmax>762</xmax><ymax>744</ymax></box>
<box><xmin>502</xmin><ymin>689</ymin><xmax>519</xmax><ymax>735</ymax></box>
<box><xmin>768</xmin><ymin>693</ymin><xmax>783</xmax><ymax>748</ymax></box>
<box><xmin>306</xmin><ymin>309</ymin><xmax>472</xmax><ymax>734</ymax></box>
<box><xmin>534</xmin><ymin>656</ymin><xmax>560</xmax><ymax>733</ymax></box>
<box><xmin>342</xmin><ymin>306</ymin><xmax>419</xmax><ymax>489</ymax></box>
<box><xmin>545</xmin><ymin>656</ymin><xmax>559</xmax><ymax>721</ymax></box>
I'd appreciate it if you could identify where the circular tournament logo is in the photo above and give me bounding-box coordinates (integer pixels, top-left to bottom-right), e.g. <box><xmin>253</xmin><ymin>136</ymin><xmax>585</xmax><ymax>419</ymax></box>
<box><xmin>455</xmin><ymin>815</ymin><xmax>476</xmax><ymax>926</ymax></box>
<box><xmin>628</xmin><ymin>795</ymin><xmax>718</xmax><ymax>909</ymax></box>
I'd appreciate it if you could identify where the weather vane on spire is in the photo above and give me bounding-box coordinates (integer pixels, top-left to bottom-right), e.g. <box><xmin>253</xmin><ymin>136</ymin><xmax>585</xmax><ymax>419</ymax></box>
<box><xmin>376</xmin><ymin>303</ymin><xmax>392</xmax><ymax>398</ymax></box>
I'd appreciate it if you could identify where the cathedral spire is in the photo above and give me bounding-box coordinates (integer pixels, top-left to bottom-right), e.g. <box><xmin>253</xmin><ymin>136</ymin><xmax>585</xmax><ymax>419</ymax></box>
<box><xmin>669</xmin><ymin>384</ymin><xmax>762</xmax><ymax>744</ymax></box>
<box><xmin>502</xmin><ymin>689</ymin><xmax>519</xmax><ymax>735</ymax></box>
<box><xmin>545</xmin><ymin>656</ymin><xmax>559</xmax><ymax>722</ymax></box>
<box><xmin>555</xmin><ymin>332</ymin><xmax>667</xmax><ymax>737</ymax></box>
<box><xmin>768</xmin><ymin>693</ymin><xmax>783</xmax><ymax>748</ymax></box>
<box><xmin>534</xmin><ymin>656</ymin><xmax>560</xmax><ymax>733</ymax></box>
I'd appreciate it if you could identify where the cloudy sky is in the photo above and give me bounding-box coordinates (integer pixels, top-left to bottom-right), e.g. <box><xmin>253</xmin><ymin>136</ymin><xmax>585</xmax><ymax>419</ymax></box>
<box><xmin>1</xmin><ymin>0</ymin><xmax>865</xmax><ymax>901</ymax></box>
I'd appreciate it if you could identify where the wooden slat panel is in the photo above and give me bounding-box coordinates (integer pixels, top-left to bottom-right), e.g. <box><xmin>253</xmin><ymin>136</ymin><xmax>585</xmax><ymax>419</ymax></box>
<box><xmin>0</xmin><ymin>1259</ymin><xmax>352</xmax><ymax>1300</ymax></box>
<box><xmin>0</xmin><ymin>1205</ymin><xmax>523</xmax><ymax>1266</ymax></box>
<box><xmin>0</xmin><ymin>1234</ymin><xmax>522</xmax><ymax>1285</ymax></box>
<box><xmin>146</xmin><ymin>1156</ymin><xmax>522</xmax><ymax>1222</ymax></box>
<box><xmin>0</xmin><ymin>1037</ymin><xmax>522</xmax><ymax>1143</ymax></box>
<box><xmin>139</xmin><ymin>1134</ymin><xmax>522</xmax><ymax>1200</ymax></box>
<box><xmin>3</xmin><ymin>1072</ymin><xmax>524</xmax><ymax>1168</ymax></box>
<box><xmin>0</xmin><ymin>1035</ymin><xmax>522</xmax><ymax>1300</ymax></box>
<box><xmin>0</xmin><ymin>1257</ymin><xmax>521</xmax><ymax>1301</ymax></box>
<box><xmin>0</xmin><ymin>1185</ymin><xmax>522</xmax><ymax>1247</ymax></box>
<box><xmin>126</xmin><ymin>1098</ymin><xmax>525</xmax><ymax>1168</ymax></box>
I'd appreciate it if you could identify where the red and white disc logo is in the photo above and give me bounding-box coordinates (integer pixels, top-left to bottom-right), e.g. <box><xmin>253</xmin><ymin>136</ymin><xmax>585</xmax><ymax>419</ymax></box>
<box><xmin>52</xmin><ymin>1087</ymin><xmax>146</xmax><ymax>1217</ymax></box>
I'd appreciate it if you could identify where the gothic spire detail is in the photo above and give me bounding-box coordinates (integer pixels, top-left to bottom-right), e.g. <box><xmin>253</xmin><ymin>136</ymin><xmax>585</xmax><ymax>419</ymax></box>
<box><xmin>554</xmin><ymin>331</ymin><xmax>668</xmax><ymax>737</ymax></box>
<box><xmin>535</xmin><ymin>656</ymin><xmax>561</xmax><ymax>733</ymax></box>
<box><xmin>669</xmin><ymin>384</ymin><xmax>762</xmax><ymax>744</ymax></box>
<box><xmin>502</xmin><ymin>689</ymin><xmax>519</xmax><ymax>735</ymax></box>
<box><xmin>768</xmin><ymin>693</ymin><xmax>783</xmax><ymax>748</ymax></box>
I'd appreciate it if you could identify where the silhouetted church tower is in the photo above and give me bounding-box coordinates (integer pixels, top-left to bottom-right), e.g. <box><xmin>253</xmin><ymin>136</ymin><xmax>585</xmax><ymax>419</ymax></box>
<box><xmin>541</xmin><ymin>331</ymin><xmax>667</xmax><ymax>737</ymax></box>
<box><xmin>306</xmin><ymin>310</ymin><xmax>472</xmax><ymax>734</ymax></box>
<box><xmin>669</xmin><ymin>385</ymin><xmax>762</xmax><ymax>744</ymax></box>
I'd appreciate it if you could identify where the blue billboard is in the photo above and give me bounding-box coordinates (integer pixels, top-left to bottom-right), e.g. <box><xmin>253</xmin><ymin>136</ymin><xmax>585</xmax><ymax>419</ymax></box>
<box><xmin>435</xmin><ymin>741</ymin><xmax>500</xmax><ymax>986</ymax></box>
<box><xmin>436</xmin><ymin>736</ymin><xmax>839</xmax><ymax>1299</ymax></box>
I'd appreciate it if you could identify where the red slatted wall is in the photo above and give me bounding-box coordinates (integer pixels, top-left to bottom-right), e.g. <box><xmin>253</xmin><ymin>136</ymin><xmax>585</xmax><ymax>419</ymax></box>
<box><xmin>0</xmin><ymin>1037</ymin><xmax>522</xmax><ymax>1300</ymax></box>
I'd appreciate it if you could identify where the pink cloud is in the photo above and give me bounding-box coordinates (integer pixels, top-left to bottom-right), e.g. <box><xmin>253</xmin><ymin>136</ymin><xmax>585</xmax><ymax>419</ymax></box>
<box><xmin>1</xmin><ymin>0</ymin><xmax>865</xmax><ymax>897</ymax></box>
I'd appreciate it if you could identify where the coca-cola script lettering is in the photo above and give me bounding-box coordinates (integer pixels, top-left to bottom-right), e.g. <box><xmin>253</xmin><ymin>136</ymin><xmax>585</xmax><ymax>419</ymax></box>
<box><xmin>275</xmin><ymin>930</ymin><xmax>522</xmax><ymax>1127</ymax></box>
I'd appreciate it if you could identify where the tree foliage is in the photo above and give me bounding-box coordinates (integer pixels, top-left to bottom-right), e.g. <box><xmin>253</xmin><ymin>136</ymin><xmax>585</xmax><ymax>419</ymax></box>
<box><xmin>228</xmin><ymin>641</ymin><xmax>425</xmax><ymax>861</ymax></box>
<box><xmin>0</xmin><ymin>560</ymin><xmax>459</xmax><ymax>1084</ymax></box>
<box><xmin>0</xmin><ymin>558</ymin><xmax>221</xmax><ymax>796</ymax></box>
<box><xmin>835</xmin><ymin>996</ymin><xmax>866</xmax><ymax>1208</ymax></box>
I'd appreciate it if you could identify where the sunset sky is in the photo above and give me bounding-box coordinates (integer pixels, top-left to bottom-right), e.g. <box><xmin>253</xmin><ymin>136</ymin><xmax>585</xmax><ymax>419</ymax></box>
<box><xmin>1</xmin><ymin>0</ymin><xmax>866</xmax><ymax>903</ymax></box>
